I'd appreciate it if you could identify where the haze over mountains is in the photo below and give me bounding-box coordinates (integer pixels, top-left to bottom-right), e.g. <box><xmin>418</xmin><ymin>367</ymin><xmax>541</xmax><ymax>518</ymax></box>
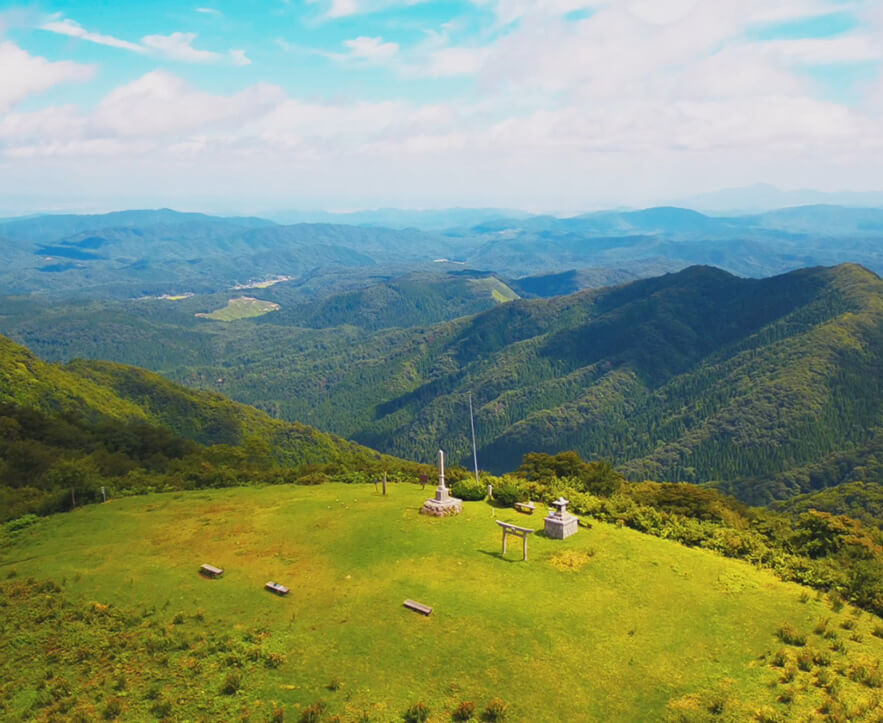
<box><xmin>2</xmin><ymin>203</ymin><xmax>883</xmax><ymax>299</ymax></box>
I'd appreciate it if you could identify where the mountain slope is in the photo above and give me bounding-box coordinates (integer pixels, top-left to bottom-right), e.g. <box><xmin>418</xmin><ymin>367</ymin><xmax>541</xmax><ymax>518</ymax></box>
<box><xmin>128</xmin><ymin>263</ymin><xmax>882</xmax><ymax>504</ymax></box>
<box><xmin>0</xmin><ymin>333</ymin><xmax>393</xmax><ymax>481</ymax></box>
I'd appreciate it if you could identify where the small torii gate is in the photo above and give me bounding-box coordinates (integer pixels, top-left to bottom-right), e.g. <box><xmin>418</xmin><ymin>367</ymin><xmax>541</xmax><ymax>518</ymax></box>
<box><xmin>496</xmin><ymin>520</ymin><xmax>534</xmax><ymax>561</ymax></box>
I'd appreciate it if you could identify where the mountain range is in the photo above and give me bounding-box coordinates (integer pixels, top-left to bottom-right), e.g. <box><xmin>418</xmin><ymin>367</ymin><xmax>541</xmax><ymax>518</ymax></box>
<box><xmin>4</xmin><ymin>261</ymin><xmax>882</xmax><ymax>506</ymax></box>
<box><xmin>3</xmin><ymin>204</ymin><xmax>883</xmax><ymax>299</ymax></box>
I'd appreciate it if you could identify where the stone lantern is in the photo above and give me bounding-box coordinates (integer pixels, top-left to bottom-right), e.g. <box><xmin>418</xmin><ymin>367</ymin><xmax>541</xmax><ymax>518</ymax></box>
<box><xmin>544</xmin><ymin>497</ymin><xmax>578</xmax><ymax>539</ymax></box>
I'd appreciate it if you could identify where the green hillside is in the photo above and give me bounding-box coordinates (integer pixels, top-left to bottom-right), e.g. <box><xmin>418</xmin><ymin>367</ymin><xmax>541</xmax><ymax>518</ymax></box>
<box><xmin>0</xmin><ymin>334</ymin><xmax>415</xmax><ymax>521</ymax></box>
<box><xmin>138</xmin><ymin>263</ymin><xmax>881</xmax><ymax>504</ymax></box>
<box><xmin>4</xmin><ymin>264</ymin><xmax>882</xmax><ymax>504</ymax></box>
<box><xmin>3</xmin><ymin>483</ymin><xmax>883</xmax><ymax>722</ymax></box>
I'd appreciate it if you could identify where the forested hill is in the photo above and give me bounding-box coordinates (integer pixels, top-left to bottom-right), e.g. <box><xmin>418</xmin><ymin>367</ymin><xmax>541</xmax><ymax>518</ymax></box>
<box><xmin>3</xmin><ymin>264</ymin><xmax>882</xmax><ymax>506</ymax></box>
<box><xmin>136</xmin><ymin>262</ymin><xmax>881</xmax><ymax>505</ymax></box>
<box><xmin>0</xmin><ymin>333</ymin><xmax>415</xmax><ymax>520</ymax></box>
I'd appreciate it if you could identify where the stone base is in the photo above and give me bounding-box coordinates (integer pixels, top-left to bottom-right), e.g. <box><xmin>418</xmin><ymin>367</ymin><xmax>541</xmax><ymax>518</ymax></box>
<box><xmin>544</xmin><ymin>514</ymin><xmax>578</xmax><ymax>539</ymax></box>
<box><xmin>421</xmin><ymin>497</ymin><xmax>463</xmax><ymax>517</ymax></box>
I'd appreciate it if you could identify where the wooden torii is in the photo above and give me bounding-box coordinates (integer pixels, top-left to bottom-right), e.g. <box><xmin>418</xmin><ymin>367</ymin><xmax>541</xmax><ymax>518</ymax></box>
<box><xmin>496</xmin><ymin>520</ymin><xmax>534</xmax><ymax>561</ymax></box>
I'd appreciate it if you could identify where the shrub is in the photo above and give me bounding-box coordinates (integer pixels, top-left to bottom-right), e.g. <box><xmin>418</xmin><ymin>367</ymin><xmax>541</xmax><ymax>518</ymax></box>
<box><xmin>776</xmin><ymin>625</ymin><xmax>806</xmax><ymax>646</ymax></box>
<box><xmin>814</xmin><ymin>618</ymin><xmax>829</xmax><ymax>635</ymax></box>
<box><xmin>150</xmin><ymin>699</ymin><xmax>173</xmax><ymax>718</ymax></box>
<box><xmin>403</xmin><ymin>701</ymin><xmax>430</xmax><ymax>723</ymax></box>
<box><xmin>221</xmin><ymin>672</ymin><xmax>242</xmax><ymax>695</ymax></box>
<box><xmin>268</xmin><ymin>708</ymin><xmax>285</xmax><ymax>722</ymax></box>
<box><xmin>828</xmin><ymin>592</ymin><xmax>845</xmax><ymax>612</ymax></box>
<box><xmin>326</xmin><ymin>677</ymin><xmax>342</xmax><ymax>691</ymax></box>
<box><xmin>102</xmin><ymin>698</ymin><xmax>122</xmax><ymax>720</ymax></box>
<box><xmin>452</xmin><ymin>701</ymin><xmax>476</xmax><ymax>721</ymax></box>
<box><xmin>451</xmin><ymin>478</ymin><xmax>487</xmax><ymax>501</ymax></box>
<box><xmin>796</xmin><ymin>650</ymin><xmax>813</xmax><ymax>672</ymax></box>
<box><xmin>482</xmin><ymin>698</ymin><xmax>507</xmax><ymax>722</ymax></box>
<box><xmin>492</xmin><ymin>478</ymin><xmax>525</xmax><ymax>507</ymax></box>
<box><xmin>297</xmin><ymin>472</ymin><xmax>329</xmax><ymax>486</ymax></box>
<box><xmin>770</xmin><ymin>650</ymin><xmax>787</xmax><ymax>668</ymax></box>
<box><xmin>299</xmin><ymin>702</ymin><xmax>326</xmax><ymax>723</ymax></box>
<box><xmin>264</xmin><ymin>652</ymin><xmax>286</xmax><ymax>669</ymax></box>
<box><xmin>707</xmin><ymin>696</ymin><xmax>726</xmax><ymax>715</ymax></box>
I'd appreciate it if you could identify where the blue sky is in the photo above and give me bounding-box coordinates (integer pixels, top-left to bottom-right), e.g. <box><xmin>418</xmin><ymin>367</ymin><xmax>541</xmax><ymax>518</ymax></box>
<box><xmin>0</xmin><ymin>0</ymin><xmax>881</xmax><ymax>213</ymax></box>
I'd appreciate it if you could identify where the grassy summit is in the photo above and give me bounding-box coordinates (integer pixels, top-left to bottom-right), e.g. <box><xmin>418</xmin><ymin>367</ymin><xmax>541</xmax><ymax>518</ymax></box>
<box><xmin>3</xmin><ymin>483</ymin><xmax>882</xmax><ymax>721</ymax></box>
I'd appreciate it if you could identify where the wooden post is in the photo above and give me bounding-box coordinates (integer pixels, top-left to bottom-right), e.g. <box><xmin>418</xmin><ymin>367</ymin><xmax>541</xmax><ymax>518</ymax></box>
<box><xmin>382</xmin><ymin>471</ymin><xmax>388</xmax><ymax>496</ymax></box>
<box><xmin>523</xmin><ymin>534</ymin><xmax>528</xmax><ymax>562</ymax></box>
<box><xmin>501</xmin><ymin>527</ymin><xmax>507</xmax><ymax>555</ymax></box>
<box><xmin>101</xmin><ymin>486</ymin><xmax>106</xmax><ymax>503</ymax></box>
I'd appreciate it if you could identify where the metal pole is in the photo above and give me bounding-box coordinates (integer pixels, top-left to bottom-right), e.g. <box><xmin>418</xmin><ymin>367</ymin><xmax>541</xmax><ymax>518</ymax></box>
<box><xmin>468</xmin><ymin>392</ymin><xmax>479</xmax><ymax>484</ymax></box>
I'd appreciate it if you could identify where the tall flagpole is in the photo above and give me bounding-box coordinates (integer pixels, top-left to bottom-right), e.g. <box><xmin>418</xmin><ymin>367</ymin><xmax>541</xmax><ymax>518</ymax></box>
<box><xmin>468</xmin><ymin>392</ymin><xmax>479</xmax><ymax>484</ymax></box>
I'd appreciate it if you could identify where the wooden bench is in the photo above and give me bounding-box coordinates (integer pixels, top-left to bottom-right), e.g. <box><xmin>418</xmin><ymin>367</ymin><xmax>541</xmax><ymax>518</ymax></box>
<box><xmin>265</xmin><ymin>581</ymin><xmax>290</xmax><ymax>596</ymax></box>
<box><xmin>403</xmin><ymin>599</ymin><xmax>433</xmax><ymax>616</ymax></box>
<box><xmin>199</xmin><ymin>564</ymin><xmax>223</xmax><ymax>578</ymax></box>
<box><xmin>514</xmin><ymin>501</ymin><xmax>536</xmax><ymax>514</ymax></box>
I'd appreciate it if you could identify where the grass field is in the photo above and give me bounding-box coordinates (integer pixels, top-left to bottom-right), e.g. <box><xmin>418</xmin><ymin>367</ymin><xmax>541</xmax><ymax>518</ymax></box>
<box><xmin>195</xmin><ymin>296</ymin><xmax>281</xmax><ymax>321</ymax></box>
<box><xmin>2</xmin><ymin>483</ymin><xmax>883</xmax><ymax>722</ymax></box>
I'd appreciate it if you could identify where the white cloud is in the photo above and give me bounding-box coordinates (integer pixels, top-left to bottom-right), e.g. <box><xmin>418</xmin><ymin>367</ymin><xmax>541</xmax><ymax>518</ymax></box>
<box><xmin>195</xmin><ymin>7</ymin><xmax>222</xmax><ymax>15</ymax></box>
<box><xmin>423</xmin><ymin>47</ymin><xmax>488</xmax><ymax>76</ymax></box>
<box><xmin>92</xmin><ymin>71</ymin><xmax>283</xmax><ymax>137</ymax></box>
<box><xmin>141</xmin><ymin>32</ymin><xmax>222</xmax><ymax>63</ymax></box>
<box><xmin>39</xmin><ymin>17</ymin><xmax>145</xmax><ymax>52</ymax></box>
<box><xmin>39</xmin><ymin>17</ymin><xmax>250</xmax><ymax>66</ymax></box>
<box><xmin>343</xmin><ymin>36</ymin><xmax>399</xmax><ymax>60</ymax></box>
<box><xmin>328</xmin><ymin>0</ymin><xmax>360</xmax><ymax>18</ymax></box>
<box><xmin>5</xmin><ymin>1</ymin><xmax>883</xmax><ymax>210</ymax></box>
<box><xmin>0</xmin><ymin>41</ymin><xmax>94</xmax><ymax>113</ymax></box>
<box><xmin>759</xmin><ymin>36</ymin><xmax>883</xmax><ymax>65</ymax></box>
<box><xmin>230</xmin><ymin>49</ymin><xmax>252</xmax><ymax>66</ymax></box>
<box><xmin>306</xmin><ymin>0</ymin><xmax>433</xmax><ymax>20</ymax></box>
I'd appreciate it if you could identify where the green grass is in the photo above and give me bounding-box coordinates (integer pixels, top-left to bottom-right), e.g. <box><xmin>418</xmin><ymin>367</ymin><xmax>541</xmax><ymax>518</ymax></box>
<box><xmin>196</xmin><ymin>296</ymin><xmax>280</xmax><ymax>321</ymax></box>
<box><xmin>3</xmin><ymin>483</ymin><xmax>883</xmax><ymax>721</ymax></box>
<box><xmin>468</xmin><ymin>276</ymin><xmax>520</xmax><ymax>304</ymax></box>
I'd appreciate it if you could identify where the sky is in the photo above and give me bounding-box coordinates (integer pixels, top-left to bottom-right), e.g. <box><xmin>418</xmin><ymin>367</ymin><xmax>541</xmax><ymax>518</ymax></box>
<box><xmin>0</xmin><ymin>0</ymin><xmax>882</xmax><ymax>214</ymax></box>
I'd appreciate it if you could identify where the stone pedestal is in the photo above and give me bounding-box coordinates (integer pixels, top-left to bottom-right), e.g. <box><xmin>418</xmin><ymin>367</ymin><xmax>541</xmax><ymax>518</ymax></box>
<box><xmin>544</xmin><ymin>497</ymin><xmax>578</xmax><ymax>539</ymax></box>
<box><xmin>422</xmin><ymin>486</ymin><xmax>463</xmax><ymax>516</ymax></box>
<box><xmin>421</xmin><ymin>449</ymin><xmax>462</xmax><ymax>517</ymax></box>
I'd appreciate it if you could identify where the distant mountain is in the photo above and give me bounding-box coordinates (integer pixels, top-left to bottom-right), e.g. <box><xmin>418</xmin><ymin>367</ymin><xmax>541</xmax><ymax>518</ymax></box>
<box><xmin>0</xmin><ymin>213</ymin><xmax>448</xmax><ymax>297</ymax></box>
<box><xmin>458</xmin><ymin>205</ymin><xmax>883</xmax><ymax>278</ymax></box>
<box><xmin>674</xmin><ymin>183</ymin><xmax>883</xmax><ymax>214</ymax></box>
<box><xmin>263</xmin><ymin>207</ymin><xmax>534</xmax><ymax>230</ymax></box>
<box><xmin>0</xmin><ymin>208</ymin><xmax>275</xmax><ymax>244</ymax></box>
<box><xmin>4</xmin><ymin>203</ymin><xmax>883</xmax><ymax>299</ymax></box>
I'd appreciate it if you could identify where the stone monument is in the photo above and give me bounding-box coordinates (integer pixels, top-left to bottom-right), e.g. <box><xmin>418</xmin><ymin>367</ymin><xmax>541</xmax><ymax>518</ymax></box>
<box><xmin>421</xmin><ymin>449</ymin><xmax>463</xmax><ymax>517</ymax></box>
<box><xmin>544</xmin><ymin>497</ymin><xmax>578</xmax><ymax>539</ymax></box>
